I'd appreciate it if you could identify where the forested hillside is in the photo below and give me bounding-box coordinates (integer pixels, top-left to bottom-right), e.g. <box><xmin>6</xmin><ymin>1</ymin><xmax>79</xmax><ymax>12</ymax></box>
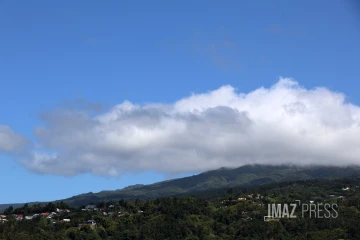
<box><xmin>1</xmin><ymin>177</ymin><xmax>360</xmax><ymax>240</ymax></box>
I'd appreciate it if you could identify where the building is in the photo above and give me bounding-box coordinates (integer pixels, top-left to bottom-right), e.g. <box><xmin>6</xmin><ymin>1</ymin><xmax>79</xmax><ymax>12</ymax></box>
<box><xmin>0</xmin><ymin>215</ymin><xmax>7</xmax><ymax>223</ymax></box>
<box><xmin>14</xmin><ymin>214</ymin><xmax>23</xmax><ymax>221</ymax></box>
<box><xmin>42</xmin><ymin>212</ymin><xmax>50</xmax><ymax>217</ymax></box>
<box><xmin>85</xmin><ymin>205</ymin><xmax>98</xmax><ymax>211</ymax></box>
<box><xmin>79</xmin><ymin>220</ymin><xmax>97</xmax><ymax>229</ymax></box>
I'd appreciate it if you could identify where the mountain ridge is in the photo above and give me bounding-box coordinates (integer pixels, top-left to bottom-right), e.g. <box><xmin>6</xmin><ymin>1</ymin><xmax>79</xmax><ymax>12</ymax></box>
<box><xmin>1</xmin><ymin>164</ymin><xmax>360</xmax><ymax>210</ymax></box>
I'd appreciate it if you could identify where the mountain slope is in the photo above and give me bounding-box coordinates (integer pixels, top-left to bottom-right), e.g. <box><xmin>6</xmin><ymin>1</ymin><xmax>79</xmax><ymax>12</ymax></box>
<box><xmin>2</xmin><ymin>164</ymin><xmax>360</xmax><ymax>209</ymax></box>
<box><xmin>62</xmin><ymin>164</ymin><xmax>360</xmax><ymax>206</ymax></box>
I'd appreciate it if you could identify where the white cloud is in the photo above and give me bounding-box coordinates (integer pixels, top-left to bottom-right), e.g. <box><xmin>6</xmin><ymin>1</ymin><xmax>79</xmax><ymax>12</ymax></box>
<box><xmin>0</xmin><ymin>125</ymin><xmax>28</xmax><ymax>153</ymax></box>
<box><xmin>22</xmin><ymin>78</ymin><xmax>360</xmax><ymax>176</ymax></box>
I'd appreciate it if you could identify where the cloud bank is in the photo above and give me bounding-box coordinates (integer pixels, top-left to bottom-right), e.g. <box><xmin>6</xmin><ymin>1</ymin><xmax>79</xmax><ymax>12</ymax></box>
<box><xmin>7</xmin><ymin>78</ymin><xmax>360</xmax><ymax>176</ymax></box>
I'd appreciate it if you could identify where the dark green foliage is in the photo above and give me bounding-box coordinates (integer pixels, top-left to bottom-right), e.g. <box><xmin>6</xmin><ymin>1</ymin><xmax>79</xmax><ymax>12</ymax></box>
<box><xmin>1</xmin><ymin>177</ymin><xmax>360</xmax><ymax>239</ymax></box>
<box><xmin>61</xmin><ymin>165</ymin><xmax>360</xmax><ymax>207</ymax></box>
<box><xmin>4</xmin><ymin>165</ymin><xmax>360</xmax><ymax>211</ymax></box>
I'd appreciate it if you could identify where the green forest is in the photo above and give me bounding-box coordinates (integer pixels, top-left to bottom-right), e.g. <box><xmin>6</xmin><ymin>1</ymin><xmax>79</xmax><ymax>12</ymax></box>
<box><xmin>1</xmin><ymin>177</ymin><xmax>360</xmax><ymax>240</ymax></box>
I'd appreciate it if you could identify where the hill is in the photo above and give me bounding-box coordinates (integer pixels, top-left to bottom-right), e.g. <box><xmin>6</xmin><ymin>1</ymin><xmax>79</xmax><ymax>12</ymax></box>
<box><xmin>52</xmin><ymin>164</ymin><xmax>360</xmax><ymax>207</ymax></box>
<box><xmin>2</xmin><ymin>176</ymin><xmax>360</xmax><ymax>239</ymax></box>
<box><xmin>2</xmin><ymin>164</ymin><xmax>360</xmax><ymax>209</ymax></box>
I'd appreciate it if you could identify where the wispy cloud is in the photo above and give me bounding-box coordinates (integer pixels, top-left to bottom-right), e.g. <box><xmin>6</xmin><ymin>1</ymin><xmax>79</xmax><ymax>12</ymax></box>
<box><xmin>11</xmin><ymin>78</ymin><xmax>360</xmax><ymax>176</ymax></box>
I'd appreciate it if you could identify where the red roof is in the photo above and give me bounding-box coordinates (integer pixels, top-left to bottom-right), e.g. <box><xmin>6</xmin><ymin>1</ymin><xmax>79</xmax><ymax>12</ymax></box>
<box><xmin>42</xmin><ymin>212</ymin><xmax>50</xmax><ymax>216</ymax></box>
<box><xmin>16</xmin><ymin>214</ymin><xmax>23</xmax><ymax>218</ymax></box>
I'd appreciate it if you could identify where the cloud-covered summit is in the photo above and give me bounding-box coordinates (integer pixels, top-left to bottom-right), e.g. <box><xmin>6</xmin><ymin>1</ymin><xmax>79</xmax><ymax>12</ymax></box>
<box><xmin>3</xmin><ymin>78</ymin><xmax>360</xmax><ymax>176</ymax></box>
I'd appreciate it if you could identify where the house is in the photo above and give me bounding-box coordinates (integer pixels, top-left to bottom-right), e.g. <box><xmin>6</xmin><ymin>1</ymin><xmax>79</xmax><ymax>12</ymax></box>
<box><xmin>80</xmin><ymin>220</ymin><xmax>96</xmax><ymax>225</ymax></box>
<box><xmin>342</xmin><ymin>187</ymin><xmax>350</xmax><ymax>191</ymax></box>
<box><xmin>14</xmin><ymin>214</ymin><xmax>23</xmax><ymax>221</ymax></box>
<box><xmin>238</xmin><ymin>198</ymin><xmax>247</xmax><ymax>201</ymax></box>
<box><xmin>25</xmin><ymin>216</ymin><xmax>33</xmax><ymax>220</ymax></box>
<box><xmin>42</xmin><ymin>212</ymin><xmax>50</xmax><ymax>217</ymax></box>
<box><xmin>0</xmin><ymin>215</ymin><xmax>7</xmax><ymax>223</ymax></box>
<box><xmin>57</xmin><ymin>208</ymin><xmax>71</xmax><ymax>213</ymax></box>
<box><xmin>86</xmin><ymin>205</ymin><xmax>97</xmax><ymax>209</ymax></box>
<box><xmin>48</xmin><ymin>212</ymin><xmax>57</xmax><ymax>218</ymax></box>
<box><xmin>85</xmin><ymin>205</ymin><xmax>97</xmax><ymax>211</ymax></box>
<box><xmin>79</xmin><ymin>220</ymin><xmax>96</xmax><ymax>229</ymax></box>
<box><xmin>62</xmin><ymin>219</ymin><xmax>71</xmax><ymax>222</ymax></box>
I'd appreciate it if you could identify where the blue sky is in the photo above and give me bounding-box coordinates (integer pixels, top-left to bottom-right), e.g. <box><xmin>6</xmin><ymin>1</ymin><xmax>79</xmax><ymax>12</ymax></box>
<box><xmin>1</xmin><ymin>0</ymin><xmax>360</xmax><ymax>204</ymax></box>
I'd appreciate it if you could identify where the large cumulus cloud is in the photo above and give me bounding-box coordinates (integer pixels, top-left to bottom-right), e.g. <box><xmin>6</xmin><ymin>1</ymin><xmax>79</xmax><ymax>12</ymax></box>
<box><xmin>21</xmin><ymin>78</ymin><xmax>360</xmax><ymax>176</ymax></box>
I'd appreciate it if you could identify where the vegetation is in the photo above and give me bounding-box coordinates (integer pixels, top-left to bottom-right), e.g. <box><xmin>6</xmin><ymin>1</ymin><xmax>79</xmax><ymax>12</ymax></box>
<box><xmin>3</xmin><ymin>164</ymin><xmax>360</xmax><ymax>211</ymax></box>
<box><xmin>1</xmin><ymin>177</ymin><xmax>360</xmax><ymax>239</ymax></box>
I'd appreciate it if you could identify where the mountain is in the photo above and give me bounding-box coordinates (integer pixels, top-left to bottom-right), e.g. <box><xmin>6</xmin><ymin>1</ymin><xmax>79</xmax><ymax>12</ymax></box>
<box><xmin>2</xmin><ymin>164</ymin><xmax>360</xmax><ymax>210</ymax></box>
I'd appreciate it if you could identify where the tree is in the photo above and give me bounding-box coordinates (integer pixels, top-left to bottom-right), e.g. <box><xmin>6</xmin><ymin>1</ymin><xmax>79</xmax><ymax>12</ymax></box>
<box><xmin>4</xmin><ymin>206</ymin><xmax>13</xmax><ymax>215</ymax></box>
